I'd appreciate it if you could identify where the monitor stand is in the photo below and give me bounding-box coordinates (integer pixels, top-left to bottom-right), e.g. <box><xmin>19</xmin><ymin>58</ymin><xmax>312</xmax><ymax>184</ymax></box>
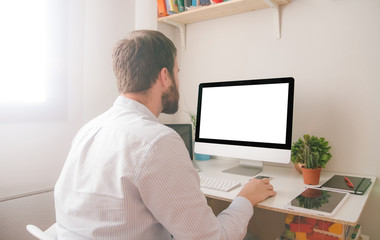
<box><xmin>222</xmin><ymin>159</ymin><xmax>263</xmax><ymax>176</ymax></box>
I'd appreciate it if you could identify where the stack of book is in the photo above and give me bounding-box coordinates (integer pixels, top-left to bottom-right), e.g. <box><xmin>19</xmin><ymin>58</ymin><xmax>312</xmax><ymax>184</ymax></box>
<box><xmin>157</xmin><ymin>0</ymin><xmax>230</xmax><ymax>18</ymax></box>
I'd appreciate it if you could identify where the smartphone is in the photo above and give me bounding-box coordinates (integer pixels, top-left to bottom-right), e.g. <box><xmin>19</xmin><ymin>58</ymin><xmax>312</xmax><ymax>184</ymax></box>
<box><xmin>255</xmin><ymin>175</ymin><xmax>272</xmax><ymax>180</ymax></box>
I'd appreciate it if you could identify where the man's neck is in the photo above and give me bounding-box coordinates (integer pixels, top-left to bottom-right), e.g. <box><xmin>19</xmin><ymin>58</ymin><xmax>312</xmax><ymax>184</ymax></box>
<box><xmin>122</xmin><ymin>91</ymin><xmax>162</xmax><ymax>118</ymax></box>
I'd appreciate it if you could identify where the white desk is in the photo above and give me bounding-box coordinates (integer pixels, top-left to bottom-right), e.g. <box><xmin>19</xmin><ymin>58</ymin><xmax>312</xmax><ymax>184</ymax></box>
<box><xmin>196</xmin><ymin>158</ymin><xmax>376</xmax><ymax>226</ymax></box>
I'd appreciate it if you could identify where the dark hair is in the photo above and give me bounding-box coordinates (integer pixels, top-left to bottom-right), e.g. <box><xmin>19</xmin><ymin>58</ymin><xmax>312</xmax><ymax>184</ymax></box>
<box><xmin>112</xmin><ymin>30</ymin><xmax>177</xmax><ymax>93</ymax></box>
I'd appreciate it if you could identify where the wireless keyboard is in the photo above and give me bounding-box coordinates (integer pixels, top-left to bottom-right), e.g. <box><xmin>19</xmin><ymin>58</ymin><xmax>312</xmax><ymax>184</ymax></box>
<box><xmin>200</xmin><ymin>175</ymin><xmax>241</xmax><ymax>192</ymax></box>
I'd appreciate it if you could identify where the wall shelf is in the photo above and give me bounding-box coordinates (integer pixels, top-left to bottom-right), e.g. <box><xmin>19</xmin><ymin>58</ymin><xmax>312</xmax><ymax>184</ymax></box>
<box><xmin>157</xmin><ymin>0</ymin><xmax>291</xmax><ymax>50</ymax></box>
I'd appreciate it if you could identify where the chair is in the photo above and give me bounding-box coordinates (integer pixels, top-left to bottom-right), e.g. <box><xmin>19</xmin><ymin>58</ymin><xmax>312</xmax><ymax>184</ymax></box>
<box><xmin>26</xmin><ymin>223</ymin><xmax>57</xmax><ymax>240</ymax></box>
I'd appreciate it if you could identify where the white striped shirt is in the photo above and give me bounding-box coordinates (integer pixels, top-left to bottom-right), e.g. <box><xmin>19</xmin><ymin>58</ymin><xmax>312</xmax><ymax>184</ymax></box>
<box><xmin>54</xmin><ymin>96</ymin><xmax>253</xmax><ymax>240</ymax></box>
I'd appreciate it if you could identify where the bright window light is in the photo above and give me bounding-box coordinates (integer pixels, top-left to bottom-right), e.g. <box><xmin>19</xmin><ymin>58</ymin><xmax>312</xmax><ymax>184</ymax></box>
<box><xmin>0</xmin><ymin>1</ymin><xmax>47</xmax><ymax>103</ymax></box>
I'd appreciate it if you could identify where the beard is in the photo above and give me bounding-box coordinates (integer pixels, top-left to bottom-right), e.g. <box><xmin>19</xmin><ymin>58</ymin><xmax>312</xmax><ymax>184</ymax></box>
<box><xmin>161</xmin><ymin>77</ymin><xmax>179</xmax><ymax>114</ymax></box>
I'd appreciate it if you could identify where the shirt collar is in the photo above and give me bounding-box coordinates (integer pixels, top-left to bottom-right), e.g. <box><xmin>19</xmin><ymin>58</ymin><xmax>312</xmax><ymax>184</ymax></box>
<box><xmin>114</xmin><ymin>96</ymin><xmax>158</xmax><ymax>122</ymax></box>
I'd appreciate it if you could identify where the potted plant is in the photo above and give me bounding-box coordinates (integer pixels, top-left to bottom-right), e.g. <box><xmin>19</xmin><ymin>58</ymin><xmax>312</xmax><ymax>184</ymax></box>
<box><xmin>291</xmin><ymin>134</ymin><xmax>332</xmax><ymax>185</ymax></box>
<box><xmin>186</xmin><ymin>111</ymin><xmax>210</xmax><ymax>160</ymax></box>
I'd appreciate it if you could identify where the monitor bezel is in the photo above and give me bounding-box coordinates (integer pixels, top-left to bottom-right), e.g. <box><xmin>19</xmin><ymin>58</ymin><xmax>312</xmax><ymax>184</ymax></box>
<box><xmin>195</xmin><ymin>77</ymin><xmax>294</xmax><ymax>150</ymax></box>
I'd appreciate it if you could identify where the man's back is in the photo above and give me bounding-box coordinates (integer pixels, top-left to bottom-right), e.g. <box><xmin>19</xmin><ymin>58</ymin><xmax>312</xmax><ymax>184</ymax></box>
<box><xmin>54</xmin><ymin>96</ymin><xmax>197</xmax><ymax>239</ymax></box>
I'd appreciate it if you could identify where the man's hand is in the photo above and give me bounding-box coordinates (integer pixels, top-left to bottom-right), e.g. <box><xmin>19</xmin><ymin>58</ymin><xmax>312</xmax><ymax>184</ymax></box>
<box><xmin>237</xmin><ymin>178</ymin><xmax>276</xmax><ymax>206</ymax></box>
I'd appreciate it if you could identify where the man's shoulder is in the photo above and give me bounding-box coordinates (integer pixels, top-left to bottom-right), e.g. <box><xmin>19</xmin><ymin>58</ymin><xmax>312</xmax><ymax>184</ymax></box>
<box><xmin>75</xmin><ymin>102</ymin><xmax>179</xmax><ymax>145</ymax></box>
<box><xmin>133</xmin><ymin>121</ymin><xmax>178</xmax><ymax>142</ymax></box>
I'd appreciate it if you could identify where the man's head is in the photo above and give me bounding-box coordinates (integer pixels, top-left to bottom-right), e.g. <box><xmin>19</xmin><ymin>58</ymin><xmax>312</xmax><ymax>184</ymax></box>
<box><xmin>112</xmin><ymin>30</ymin><xmax>179</xmax><ymax>114</ymax></box>
<box><xmin>112</xmin><ymin>30</ymin><xmax>177</xmax><ymax>92</ymax></box>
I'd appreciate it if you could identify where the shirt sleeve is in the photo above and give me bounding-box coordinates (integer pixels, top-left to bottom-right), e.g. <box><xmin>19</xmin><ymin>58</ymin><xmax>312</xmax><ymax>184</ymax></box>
<box><xmin>135</xmin><ymin>133</ymin><xmax>254</xmax><ymax>240</ymax></box>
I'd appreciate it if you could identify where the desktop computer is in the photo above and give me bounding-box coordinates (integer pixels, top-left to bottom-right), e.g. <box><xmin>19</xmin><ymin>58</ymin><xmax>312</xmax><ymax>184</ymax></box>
<box><xmin>194</xmin><ymin>77</ymin><xmax>295</xmax><ymax>176</ymax></box>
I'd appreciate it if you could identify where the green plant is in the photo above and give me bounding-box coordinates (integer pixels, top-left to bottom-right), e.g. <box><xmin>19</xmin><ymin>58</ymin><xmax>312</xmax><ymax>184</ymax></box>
<box><xmin>291</xmin><ymin>134</ymin><xmax>332</xmax><ymax>169</ymax></box>
<box><xmin>185</xmin><ymin>110</ymin><xmax>197</xmax><ymax>133</ymax></box>
<box><xmin>189</xmin><ymin>112</ymin><xmax>196</xmax><ymax>133</ymax></box>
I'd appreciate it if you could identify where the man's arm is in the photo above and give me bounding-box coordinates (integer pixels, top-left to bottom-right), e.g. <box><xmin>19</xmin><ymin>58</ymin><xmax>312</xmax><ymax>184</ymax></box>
<box><xmin>136</xmin><ymin>133</ymin><xmax>259</xmax><ymax>240</ymax></box>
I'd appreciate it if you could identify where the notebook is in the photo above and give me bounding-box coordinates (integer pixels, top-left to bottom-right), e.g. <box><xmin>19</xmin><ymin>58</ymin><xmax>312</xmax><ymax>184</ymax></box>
<box><xmin>320</xmin><ymin>175</ymin><xmax>372</xmax><ymax>195</ymax></box>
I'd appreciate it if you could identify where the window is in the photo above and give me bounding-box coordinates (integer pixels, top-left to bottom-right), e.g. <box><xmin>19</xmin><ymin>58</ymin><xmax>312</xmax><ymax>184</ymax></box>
<box><xmin>0</xmin><ymin>0</ymin><xmax>68</xmax><ymax>121</ymax></box>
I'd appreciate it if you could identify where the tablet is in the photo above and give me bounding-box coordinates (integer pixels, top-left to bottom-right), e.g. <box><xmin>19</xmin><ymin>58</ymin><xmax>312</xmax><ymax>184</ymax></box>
<box><xmin>285</xmin><ymin>188</ymin><xmax>349</xmax><ymax>217</ymax></box>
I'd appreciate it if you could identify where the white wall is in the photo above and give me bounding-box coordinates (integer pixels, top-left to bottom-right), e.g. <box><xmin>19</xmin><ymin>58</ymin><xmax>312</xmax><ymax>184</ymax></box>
<box><xmin>0</xmin><ymin>0</ymin><xmax>134</xmax><ymax>239</ymax></box>
<box><xmin>82</xmin><ymin>0</ymin><xmax>134</xmax><ymax>122</ymax></box>
<box><xmin>164</xmin><ymin>0</ymin><xmax>380</xmax><ymax>238</ymax></box>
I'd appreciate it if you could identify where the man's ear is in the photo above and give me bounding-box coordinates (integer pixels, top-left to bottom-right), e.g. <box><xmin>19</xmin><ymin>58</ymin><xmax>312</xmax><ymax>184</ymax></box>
<box><xmin>157</xmin><ymin>67</ymin><xmax>170</xmax><ymax>88</ymax></box>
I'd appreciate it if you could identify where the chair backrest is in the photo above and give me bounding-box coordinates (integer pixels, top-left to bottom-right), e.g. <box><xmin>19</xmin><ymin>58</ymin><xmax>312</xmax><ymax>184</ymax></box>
<box><xmin>26</xmin><ymin>223</ymin><xmax>57</xmax><ymax>240</ymax></box>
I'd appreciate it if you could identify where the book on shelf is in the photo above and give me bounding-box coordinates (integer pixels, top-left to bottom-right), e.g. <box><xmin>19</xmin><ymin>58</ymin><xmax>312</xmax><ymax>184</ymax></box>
<box><xmin>320</xmin><ymin>175</ymin><xmax>372</xmax><ymax>195</ymax></box>
<box><xmin>177</xmin><ymin>0</ymin><xmax>185</xmax><ymax>12</ymax></box>
<box><xmin>199</xmin><ymin>0</ymin><xmax>211</xmax><ymax>6</ymax></box>
<box><xmin>167</xmin><ymin>0</ymin><xmax>179</xmax><ymax>14</ymax></box>
<box><xmin>184</xmin><ymin>0</ymin><xmax>191</xmax><ymax>8</ymax></box>
<box><xmin>164</xmin><ymin>0</ymin><xmax>170</xmax><ymax>15</ymax></box>
<box><xmin>157</xmin><ymin>0</ymin><xmax>169</xmax><ymax>17</ymax></box>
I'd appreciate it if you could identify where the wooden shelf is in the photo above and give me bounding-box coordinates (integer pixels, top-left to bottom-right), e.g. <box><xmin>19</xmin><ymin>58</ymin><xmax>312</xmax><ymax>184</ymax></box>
<box><xmin>157</xmin><ymin>0</ymin><xmax>291</xmax><ymax>50</ymax></box>
<box><xmin>158</xmin><ymin>0</ymin><xmax>289</xmax><ymax>24</ymax></box>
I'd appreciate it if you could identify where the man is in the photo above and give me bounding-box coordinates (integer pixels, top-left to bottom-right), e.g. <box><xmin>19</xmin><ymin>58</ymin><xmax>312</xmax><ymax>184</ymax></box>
<box><xmin>54</xmin><ymin>30</ymin><xmax>276</xmax><ymax>240</ymax></box>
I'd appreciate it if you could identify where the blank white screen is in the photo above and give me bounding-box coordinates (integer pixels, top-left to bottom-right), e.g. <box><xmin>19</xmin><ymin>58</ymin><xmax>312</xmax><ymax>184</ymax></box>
<box><xmin>199</xmin><ymin>83</ymin><xmax>289</xmax><ymax>144</ymax></box>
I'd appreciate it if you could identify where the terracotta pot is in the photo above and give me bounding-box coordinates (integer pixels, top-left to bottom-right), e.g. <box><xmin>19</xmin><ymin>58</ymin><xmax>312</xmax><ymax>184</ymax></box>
<box><xmin>301</xmin><ymin>167</ymin><xmax>322</xmax><ymax>185</ymax></box>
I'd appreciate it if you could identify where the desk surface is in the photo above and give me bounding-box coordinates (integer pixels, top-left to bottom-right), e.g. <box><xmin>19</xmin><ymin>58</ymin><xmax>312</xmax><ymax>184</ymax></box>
<box><xmin>196</xmin><ymin>158</ymin><xmax>376</xmax><ymax>226</ymax></box>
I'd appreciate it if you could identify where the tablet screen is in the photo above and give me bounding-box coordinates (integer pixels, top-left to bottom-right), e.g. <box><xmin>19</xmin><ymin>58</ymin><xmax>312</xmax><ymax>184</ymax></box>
<box><xmin>288</xmin><ymin>188</ymin><xmax>349</xmax><ymax>216</ymax></box>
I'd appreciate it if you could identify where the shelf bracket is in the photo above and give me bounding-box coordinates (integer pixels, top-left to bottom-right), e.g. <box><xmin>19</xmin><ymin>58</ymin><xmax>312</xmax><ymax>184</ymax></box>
<box><xmin>264</xmin><ymin>0</ymin><xmax>281</xmax><ymax>39</ymax></box>
<box><xmin>161</xmin><ymin>20</ymin><xmax>186</xmax><ymax>51</ymax></box>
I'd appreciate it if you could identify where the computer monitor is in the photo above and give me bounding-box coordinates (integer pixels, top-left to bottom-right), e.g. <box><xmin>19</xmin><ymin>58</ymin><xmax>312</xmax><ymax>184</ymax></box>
<box><xmin>194</xmin><ymin>77</ymin><xmax>294</xmax><ymax>176</ymax></box>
